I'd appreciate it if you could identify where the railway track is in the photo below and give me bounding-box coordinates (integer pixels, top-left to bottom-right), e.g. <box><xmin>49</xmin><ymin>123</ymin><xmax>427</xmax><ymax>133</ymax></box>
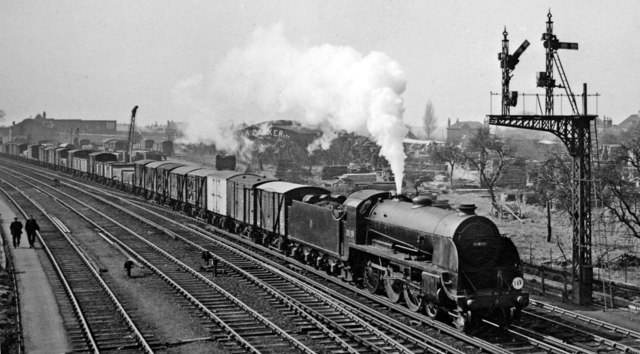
<box><xmin>3</xmin><ymin>156</ymin><xmax>640</xmax><ymax>354</ymax></box>
<box><xmin>24</xmin><ymin>168</ymin><xmax>476</xmax><ymax>352</ymax></box>
<box><xmin>69</xmin><ymin>174</ymin><xmax>508</xmax><ymax>353</ymax></box>
<box><xmin>19</xmin><ymin>165</ymin><xmax>524</xmax><ymax>353</ymax></box>
<box><xmin>89</xmin><ymin>176</ymin><xmax>640</xmax><ymax>354</ymax></box>
<box><xmin>0</xmin><ymin>178</ymin><xmax>155</xmax><ymax>353</ymax></box>
<box><xmin>0</xmin><ymin>167</ymin><xmax>313</xmax><ymax>353</ymax></box>
<box><xmin>2</xmin><ymin>157</ymin><xmax>487</xmax><ymax>353</ymax></box>
<box><xmin>516</xmin><ymin>300</ymin><xmax>640</xmax><ymax>353</ymax></box>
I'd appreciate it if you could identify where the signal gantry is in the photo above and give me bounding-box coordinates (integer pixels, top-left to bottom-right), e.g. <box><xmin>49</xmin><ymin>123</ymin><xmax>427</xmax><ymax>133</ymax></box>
<box><xmin>488</xmin><ymin>11</ymin><xmax>596</xmax><ymax>305</ymax></box>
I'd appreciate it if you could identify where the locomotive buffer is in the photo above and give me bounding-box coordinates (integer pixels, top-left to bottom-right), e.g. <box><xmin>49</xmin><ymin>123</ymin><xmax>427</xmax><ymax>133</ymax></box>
<box><xmin>487</xmin><ymin>12</ymin><xmax>595</xmax><ymax>305</ymax></box>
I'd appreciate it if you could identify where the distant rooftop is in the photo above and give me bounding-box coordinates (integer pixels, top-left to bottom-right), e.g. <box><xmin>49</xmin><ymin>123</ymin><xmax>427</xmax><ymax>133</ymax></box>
<box><xmin>619</xmin><ymin>112</ymin><xmax>640</xmax><ymax>129</ymax></box>
<box><xmin>448</xmin><ymin>120</ymin><xmax>484</xmax><ymax>130</ymax></box>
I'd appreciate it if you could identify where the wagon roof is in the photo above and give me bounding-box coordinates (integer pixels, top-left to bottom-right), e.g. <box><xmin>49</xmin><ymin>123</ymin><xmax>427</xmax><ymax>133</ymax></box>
<box><xmin>44</xmin><ymin>146</ymin><xmax>57</xmax><ymax>151</ymax></box>
<box><xmin>68</xmin><ymin>149</ymin><xmax>93</xmax><ymax>155</ymax></box>
<box><xmin>145</xmin><ymin>160</ymin><xmax>181</xmax><ymax>168</ymax></box>
<box><xmin>228</xmin><ymin>174</ymin><xmax>275</xmax><ymax>187</ymax></box>
<box><xmin>256</xmin><ymin>181</ymin><xmax>329</xmax><ymax>194</ymax></box>
<box><xmin>156</xmin><ymin>162</ymin><xmax>187</xmax><ymax>171</ymax></box>
<box><xmin>188</xmin><ymin>168</ymin><xmax>242</xmax><ymax>178</ymax></box>
<box><xmin>170</xmin><ymin>166</ymin><xmax>203</xmax><ymax>175</ymax></box>
<box><xmin>89</xmin><ymin>151</ymin><xmax>117</xmax><ymax>157</ymax></box>
<box><xmin>187</xmin><ymin>168</ymin><xmax>219</xmax><ymax>177</ymax></box>
<box><xmin>133</xmin><ymin>159</ymin><xmax>157</xmax><ymax>166</ymax></box>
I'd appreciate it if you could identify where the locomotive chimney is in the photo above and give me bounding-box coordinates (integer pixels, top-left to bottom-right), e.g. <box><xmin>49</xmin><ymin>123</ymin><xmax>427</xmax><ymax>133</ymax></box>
<box><xmin>458</xmin><ymin>204</ymin><xmax>477</xmax><ymax>215</ymax></box>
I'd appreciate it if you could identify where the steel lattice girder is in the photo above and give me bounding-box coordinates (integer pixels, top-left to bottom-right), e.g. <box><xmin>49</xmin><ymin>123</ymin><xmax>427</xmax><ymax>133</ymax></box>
<box><xmin>488</xmin><ymin>114</ymin><xmax>595</xmax><ymax>303</ymax></box>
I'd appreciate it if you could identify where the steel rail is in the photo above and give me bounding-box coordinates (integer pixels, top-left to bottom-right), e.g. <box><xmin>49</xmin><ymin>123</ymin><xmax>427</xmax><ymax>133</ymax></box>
<box><xmin>7</xmin><ymin>170</ymin><xmax>313</xmax><ymax>354</ymax></box>
<box><xmin>111</xmin><ymin>192</ymin><xmax>512</xmax><ymax>354</ymax></box>
<box><xmin>523</xmin><ymin>310</ymin><xmax>640</xmax><ymax>354</ymax></box>
<box><xmin>0</xmin><ymin>182</ymin><xmax>101</xmax><ymax>354</ymax></box>
<box><xmin>103</xmin><ymin>192</ymin><xmax>462</xmax><ymax>354</ymax></box>
<box><xmin>6</xmin><ymin>154</ymin><xmax>609</xmax><ymax>354</ymax></box>
<box><xmin>530</xmin><ymin>299</ymin><xmax>640</xmax><ymax>339</ymax></box>
<box><xmin>0</xmin><ymin>176</ymin><xmax>157</xmax><ymax>353</ymax></box>
<box><xmin>113</xmin><ymin>194</ymin><xmax>495</xmax><ymax>354</ymax></box>
<box><xmin>509</xmin><ymin>323</ymin><xmax>598</xmax><ymax>354</ymax></box>
<box><xmin>70</xmin><ymin>180</ymin><xmax>396</xmax><ymax>353</ymax></box>
<box><xmin>482</xmin><ymin>319</ymin><xmax>574</xmax><ymax>354</ymax></box>
<box><xmin>21</xmin><ymin>161</ymin><xmax>449</xmax><ymax>353</ymax></box>
<box><xmin>4</xmin><ymin>157</ymin><xmax>574</xmax><ymax>354</ymax></box>
<box><xmin>116</xmin><ymin>208</ymin><xmax>414</xmax><ymax>354</ymax></box>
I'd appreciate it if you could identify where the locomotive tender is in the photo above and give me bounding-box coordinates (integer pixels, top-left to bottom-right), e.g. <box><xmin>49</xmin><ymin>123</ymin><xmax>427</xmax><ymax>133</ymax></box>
<box><xmin>2</xmin><ymin>144</ymin><xmax>529</xmax><ymax>331</ymax></box>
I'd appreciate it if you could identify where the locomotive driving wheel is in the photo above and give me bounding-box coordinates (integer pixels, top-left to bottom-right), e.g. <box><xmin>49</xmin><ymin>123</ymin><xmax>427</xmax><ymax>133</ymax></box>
<box><xmin>403</xmin><ymin>284</ymin><xmax>425</xmax><ymax>312</ymax></box>
<box><xmin>383</xmin><ymin>268</ymin><xmax>403</xmax><ymax>303</ymax></box>
<box><xmin>363</xmin><ymin>264</ymin><xmax>382</xmax><ymax>294</ymax></box>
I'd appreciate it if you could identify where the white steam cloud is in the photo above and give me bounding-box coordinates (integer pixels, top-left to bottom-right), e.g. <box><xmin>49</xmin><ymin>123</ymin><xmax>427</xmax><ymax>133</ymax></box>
<box><xmin>175</xmin><ymin>23</ymin><xmax>408</xmax><ymax>193</ymax></box>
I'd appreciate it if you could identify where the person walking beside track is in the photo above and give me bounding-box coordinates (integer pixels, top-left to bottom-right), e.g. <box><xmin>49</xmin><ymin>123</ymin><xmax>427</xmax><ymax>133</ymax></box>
<box><xmin>25</xmin><ymin>215</ymin><xmax>40</xmax><ymax>248</ymax></box>
<box><xmin>10</xmin><ymin>217</ymin><xmax>23</xmax><ymax>248</ymax></box>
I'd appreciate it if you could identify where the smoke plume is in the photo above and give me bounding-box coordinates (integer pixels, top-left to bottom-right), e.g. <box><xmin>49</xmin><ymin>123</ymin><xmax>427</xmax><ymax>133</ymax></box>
<box><xmin>176</xmin><ymin>23</ymin><xmax>408</xmax><ymax>193</ymax></box>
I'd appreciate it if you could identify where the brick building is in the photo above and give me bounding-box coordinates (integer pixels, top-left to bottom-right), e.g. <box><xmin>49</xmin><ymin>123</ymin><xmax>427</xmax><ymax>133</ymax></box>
<box><xmin>446</xmin><ymin>118</ymin><xmax>485</xmax><ymax>147</ymax></box>
<box><xmin>1</xmin><ymin>112</ymin><xmax>117</xmax><ymax>145</ymax></box>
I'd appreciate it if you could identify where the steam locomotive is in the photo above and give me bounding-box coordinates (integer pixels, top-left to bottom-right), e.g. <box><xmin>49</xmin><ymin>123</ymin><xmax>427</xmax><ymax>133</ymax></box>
<box><xmin>1</xmin><ymin>144</ymin><xmax>529</xmax><ymax>331</ymax></box>
<box><xmin>287</xmin><ymin>190</ymin><xmax>529</xmax><ymax>330</ymax></box>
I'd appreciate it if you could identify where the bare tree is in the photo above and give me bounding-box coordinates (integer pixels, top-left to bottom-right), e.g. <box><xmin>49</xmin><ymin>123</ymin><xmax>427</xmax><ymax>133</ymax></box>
<box><xmin>599</xmin><ymin>122</ymin><xmax>640</xmax><ymax>240</ymax></box>
<box><xmin>463</xmin><ymin>127</ymin><xmax>516</xmax><ymax>206</ymax></box>
<box><xmin>0</xmin><ymin>109</ymin><xmax>5</xmax><ymax>123</ymax></box>
<box><xmin>530</xmin><ymin>152</ymin><xmax>573</xmax><ymax>213</ymax></box>
<box><xmin>428</xmin><ymin>143</ymin><xmax>463</xmax><ymax>187</ymax></box>
<box><xmin>422</xmin><ymin>101</ymin><xmax>437</xmax><ymax>139</ymax></box>
<box><xmin>530</xmin><ymin>152</ymin><xmax>573</xmax><ymax>246</ymax></box>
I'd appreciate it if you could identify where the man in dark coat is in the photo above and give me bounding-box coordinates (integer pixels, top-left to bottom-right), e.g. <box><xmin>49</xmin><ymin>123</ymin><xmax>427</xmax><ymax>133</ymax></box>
<box><xmin>10</xmin><ymin>217</ymin><xmax>23</xmax><ymax>248</ymax></box>
<box><xmin>25</xmin><ymin>215</ymin><xmax>40</xmax><ymax>248</ymax></box>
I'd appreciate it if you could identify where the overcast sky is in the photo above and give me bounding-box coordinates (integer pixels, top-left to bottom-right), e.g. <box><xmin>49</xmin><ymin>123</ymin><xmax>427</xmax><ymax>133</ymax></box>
<box><xmin>1</xmin><ymin>1</ymin><xmax>638</xmax><ymax>132</ymax></box>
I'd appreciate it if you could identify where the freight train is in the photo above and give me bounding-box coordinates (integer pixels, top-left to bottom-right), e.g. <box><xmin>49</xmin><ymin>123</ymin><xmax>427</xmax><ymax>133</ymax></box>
<box><xmin>1</xmin><ymin>142</ymin><xmax>529</xmax><ymax>331</ymax></box>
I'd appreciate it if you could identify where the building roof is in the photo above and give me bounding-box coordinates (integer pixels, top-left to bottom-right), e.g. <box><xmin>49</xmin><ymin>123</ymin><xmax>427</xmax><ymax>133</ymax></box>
<box><xmin>448</xmin><ymin>121</ymin><xmax>484</xmax><ymax>130</ymax></box>
<box><xmin>619</xmin><ymin>113</ymin><xmax>640</xmax><ymax>130</ymax></box>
